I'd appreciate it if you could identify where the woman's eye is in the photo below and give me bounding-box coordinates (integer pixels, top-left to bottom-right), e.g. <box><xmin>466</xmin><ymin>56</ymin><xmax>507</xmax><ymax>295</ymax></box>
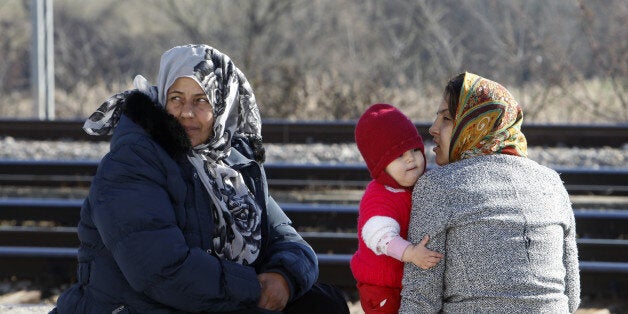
<box><xmin>196</xmin><ymin>99</ymin><xmax>212</xmax><ymax>110</ymax></box>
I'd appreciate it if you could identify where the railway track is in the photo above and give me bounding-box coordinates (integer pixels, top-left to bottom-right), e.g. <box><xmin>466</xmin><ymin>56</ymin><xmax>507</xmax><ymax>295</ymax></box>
<box><xmin>1</xmin><ymin>119</ymin><xmax>627</xmax><ymax>147</ymax></box>
<box><xmin>0</xmin><ymin>198</ymin><xmax>626</xmax><ymax>297</ymax></box>
<box><xmin>1</xmin><ymin>198</ymin><xmax>626</xmax><ymax>236</ymax></box>
<box><xmin>2</xmin><ymin>247</ymin><xmax>624</xmax><ymax>299</ymax></box>
<box><xmin>3</xmin><ymin>227</ymin><xmax>627</xmax><ymax>262</ymax></box>
<box><xmin>1</xmin><ymin>213</ymin><xmax>628</xmax><ymax>256</ymax></box>
<box><xmin>0</xmin><ymin>160</ymin><xmax>627</xmax><ymax>195</ymax></box>
<box><xmin>0</xmin><ymin>160</ymin><xmax>626</xmax><ymax>297</ymax></box>
<box><xmin>1</xmin><ymin>120</ymin><xmax>626</xmax><ymax>300</ymax></box>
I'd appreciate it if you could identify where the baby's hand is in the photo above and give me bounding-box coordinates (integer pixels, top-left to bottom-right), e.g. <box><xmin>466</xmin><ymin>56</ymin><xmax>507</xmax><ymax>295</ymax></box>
<box><xmin>401</xmin><ymin>235</ymin><xmax>444</xmax><ymax>269</ymax></box>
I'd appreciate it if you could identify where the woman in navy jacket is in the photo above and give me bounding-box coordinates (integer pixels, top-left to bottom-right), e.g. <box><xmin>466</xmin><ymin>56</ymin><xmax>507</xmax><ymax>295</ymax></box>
<box><xmin>52</xmin><ymin>44</ymin><xmax>348</xmax><ymax>314</ymax></box>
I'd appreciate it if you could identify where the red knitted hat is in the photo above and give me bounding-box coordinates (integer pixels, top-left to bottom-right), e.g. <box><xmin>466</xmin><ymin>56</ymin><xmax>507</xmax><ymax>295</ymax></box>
<box><xmin>355</xmin><ymin>103</ymin><xmax>424</xmax><ymax>189</ymax></box>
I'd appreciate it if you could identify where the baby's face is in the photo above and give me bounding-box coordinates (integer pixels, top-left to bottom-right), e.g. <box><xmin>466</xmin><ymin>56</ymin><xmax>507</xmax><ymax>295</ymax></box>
<box><xmin>384</xmin><ymin>148</ymin><xmax>425</xmax><ymax>187</ymax></box>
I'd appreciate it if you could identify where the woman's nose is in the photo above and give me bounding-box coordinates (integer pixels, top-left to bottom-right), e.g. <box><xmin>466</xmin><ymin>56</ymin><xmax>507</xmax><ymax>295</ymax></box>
<box><xmin>428</xmin><ymin>120</ymin><xmax>438</xmax><ymax>136</ymax></box>
<box><xmin>181</xmin><ymin>101</ymin><xmax>194</xmax><ymax>118</ymax></box>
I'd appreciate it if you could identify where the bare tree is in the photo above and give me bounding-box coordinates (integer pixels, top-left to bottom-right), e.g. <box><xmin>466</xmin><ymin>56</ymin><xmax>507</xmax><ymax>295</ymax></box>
<box><xmin>0</xmin><ymin>1</ymin><xmax>30</xmax><ymax>92</ymax></box>
<box><xmin>1</xmin><ymin>0</ymin><xmax>625</xmax><ymax>122</ymax></box>
<box><xmin>574</xmin><ymin>0</ymin><xmax>627</xmax><ymax>121</ymax></box>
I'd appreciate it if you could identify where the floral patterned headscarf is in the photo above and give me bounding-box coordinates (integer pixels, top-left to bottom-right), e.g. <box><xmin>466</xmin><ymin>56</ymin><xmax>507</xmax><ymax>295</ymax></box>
<box><xmin>449</xmin><ymin>72</ymin><xmax>527</xmax><ymax>162</ymax></box>
<box><xmin>157</xmin><ymin>45</ymin><xmax>262</xmax><ymax>265</ymax></box>
<box><xmin>83</xmin><ymin>44</ymin><xmax>264</xmax><ymax>265</ymax></box>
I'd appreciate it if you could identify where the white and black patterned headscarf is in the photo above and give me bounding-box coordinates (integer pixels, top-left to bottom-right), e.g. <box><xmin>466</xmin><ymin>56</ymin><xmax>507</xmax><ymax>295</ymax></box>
<box><xmin>83</xmin><ymin>44</ymin><xmax>263</xmax><ymax>265</ymax></box>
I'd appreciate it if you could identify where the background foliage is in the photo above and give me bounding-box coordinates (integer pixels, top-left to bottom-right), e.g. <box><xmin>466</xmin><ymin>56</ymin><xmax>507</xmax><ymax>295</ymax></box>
<box><xmin>0</xmin><ymin>0</ymin><xmax>626</xmax><ymax>123</ymax></box>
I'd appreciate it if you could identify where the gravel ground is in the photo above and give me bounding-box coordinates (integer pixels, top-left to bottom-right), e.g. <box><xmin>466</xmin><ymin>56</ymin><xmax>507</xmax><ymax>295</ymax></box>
<box><xmin>0</xmin><ymin>297</ymin><xmax>623</xmax><ymax>314</ymax></box>
<box><xmin>0</xmin><ymin>137</ymin><xmax>626</xmax><ymax>168</ymax></box>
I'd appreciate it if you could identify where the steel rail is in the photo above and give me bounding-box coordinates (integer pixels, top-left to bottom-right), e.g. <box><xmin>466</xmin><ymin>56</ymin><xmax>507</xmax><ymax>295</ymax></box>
<box><xmin>0</xmin><ymin>247</ymin><xmax>625</xmax><ymax>297</ymax></box>
<box><xmin>1</xmin><ymin>119</ymin><xmax>626</xmax><ymax>147</ymax></box>
<box><xmin>0</xmin><ymin>198</ymin><xmax>626</xmax><ymax>238</ymax></box>
<box><xmin>0</xmin><ymin>160</ymin><xmax>626</xmax><ymax>195</ymax></box>
<box><xmin>1</xmin><ymin>227</ymin><xmax>626</xmax><ymax>263</ymax></box>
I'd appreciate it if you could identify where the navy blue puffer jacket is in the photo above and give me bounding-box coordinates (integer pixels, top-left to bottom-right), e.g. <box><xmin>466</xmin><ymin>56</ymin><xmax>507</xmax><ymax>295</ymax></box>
<box><xmin>54</xmin><ymin>92</ymin><xmax>318</xmax><ymax>313</ymax></box>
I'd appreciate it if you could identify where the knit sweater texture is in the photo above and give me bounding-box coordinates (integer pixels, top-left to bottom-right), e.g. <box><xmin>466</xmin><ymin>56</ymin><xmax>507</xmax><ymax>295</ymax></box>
<box><xmin>400</xmin><ymin>154</ymin><xmax>580</xmax><ymax>313</ymax></box>
<box><xmin>351</xmin><ymin>180</ymin><xmax>412</xmax><ymax>288</ymax></box>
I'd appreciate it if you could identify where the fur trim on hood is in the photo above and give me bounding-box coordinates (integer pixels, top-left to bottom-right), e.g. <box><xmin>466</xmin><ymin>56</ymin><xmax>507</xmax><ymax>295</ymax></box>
<box><xmin>123</xmin><ymin>91</ymin><xmax>192</xmax><ymax>158</ymax></box>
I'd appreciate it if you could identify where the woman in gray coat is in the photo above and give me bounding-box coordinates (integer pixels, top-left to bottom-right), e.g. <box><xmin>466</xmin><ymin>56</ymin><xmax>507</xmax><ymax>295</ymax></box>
<box><xmin>400</xmin><ymin>72</ymin><xmax>580</xmax><ymax>313</ymax></box>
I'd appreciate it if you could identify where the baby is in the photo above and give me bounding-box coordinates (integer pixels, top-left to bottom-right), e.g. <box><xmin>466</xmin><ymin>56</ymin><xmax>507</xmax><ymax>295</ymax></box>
<box><xmin>350</xmin><ymin>103</ymin><xmax>443</xmax><ymax>313</ymax></box>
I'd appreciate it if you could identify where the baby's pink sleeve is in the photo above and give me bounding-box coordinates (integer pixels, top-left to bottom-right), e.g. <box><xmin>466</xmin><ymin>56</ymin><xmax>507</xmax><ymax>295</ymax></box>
<box><xmin>387</xmin><ymin>236</ymin><xmax>411</xmax><ymax>261</ymax></box>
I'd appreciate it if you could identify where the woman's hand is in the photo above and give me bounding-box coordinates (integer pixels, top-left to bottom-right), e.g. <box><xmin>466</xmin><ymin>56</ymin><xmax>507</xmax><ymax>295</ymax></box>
<box><xmin>257</xmin><ymin>272</ymin><xmax>290</xmax><ymax>311</ymax></box>
<box><xmin>402</xmin><ymin>235</ymin><xmax>444</xmax><ymax>269</ymax></box>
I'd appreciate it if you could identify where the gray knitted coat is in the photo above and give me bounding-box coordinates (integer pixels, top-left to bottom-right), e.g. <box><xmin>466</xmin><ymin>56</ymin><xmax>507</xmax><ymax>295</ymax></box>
<box><xmin>400</xmin><ymin>154</ymin><xmax>580</xmax><ymax>313</ymax></box>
